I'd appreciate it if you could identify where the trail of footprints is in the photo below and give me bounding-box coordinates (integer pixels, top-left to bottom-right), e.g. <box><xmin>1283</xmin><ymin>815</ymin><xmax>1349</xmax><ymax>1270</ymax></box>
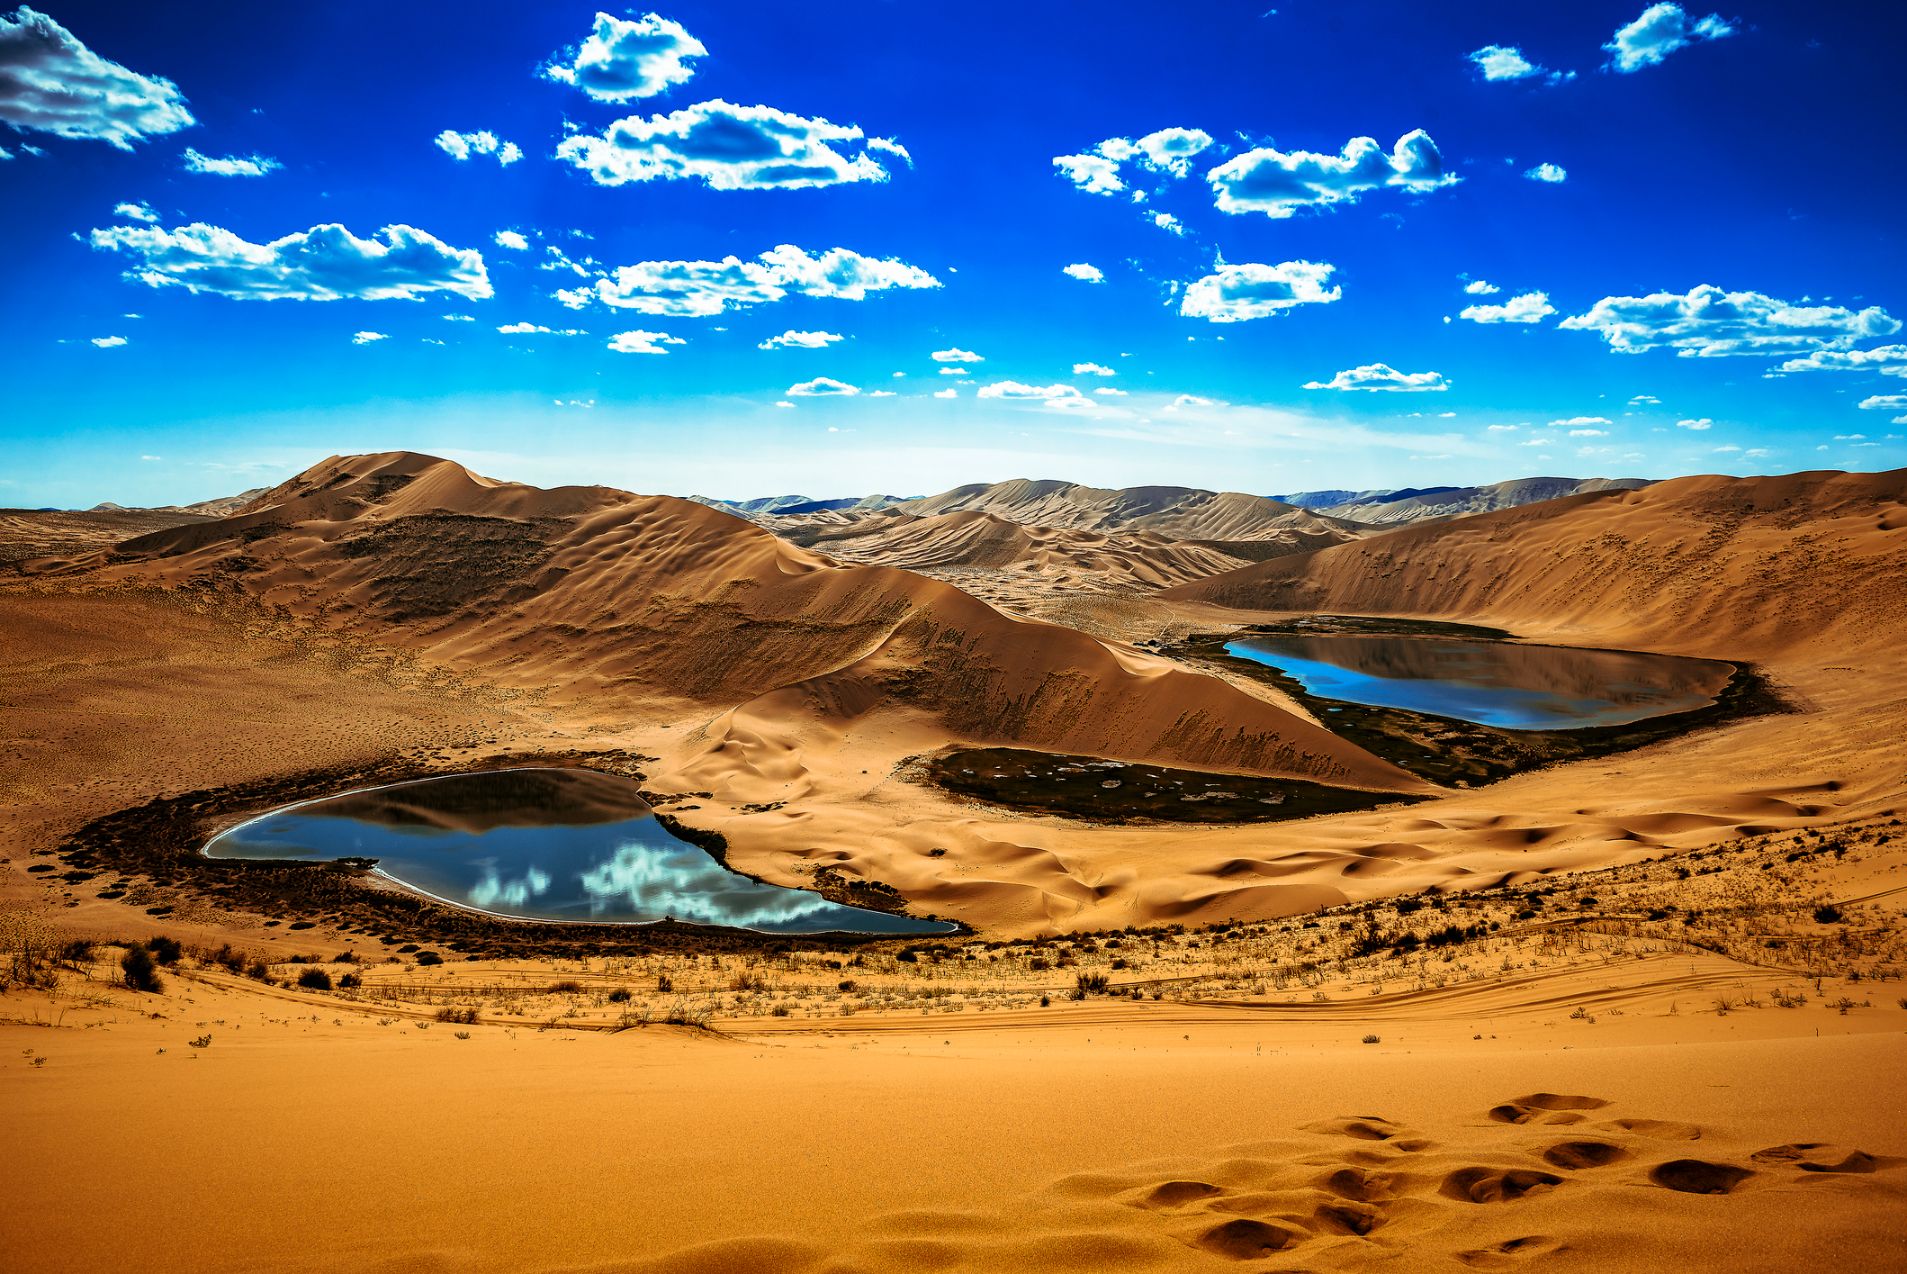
<box><xmin>1070</xmin><ymin>1092</ymin><xmax>1900</xmax><ymax>1266</ymax></box>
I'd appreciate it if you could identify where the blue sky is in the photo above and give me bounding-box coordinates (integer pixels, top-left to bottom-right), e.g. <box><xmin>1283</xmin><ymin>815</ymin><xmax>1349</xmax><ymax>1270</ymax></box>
<box><xmin>2</xmin><ymin>1</ymin><xmax>1904</xmax><ymax>507</ymax></box>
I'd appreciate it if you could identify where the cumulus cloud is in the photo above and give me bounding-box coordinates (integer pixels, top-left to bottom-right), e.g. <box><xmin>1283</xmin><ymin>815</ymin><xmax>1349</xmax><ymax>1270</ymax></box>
<box><xmin>1062</xmin><ymin>262</ymin><xmax>1104</xmax><ymax>283</ymax></box>
<box><xmin>977</xmin><ymin>381</ymin><xmax>1084</xmax><ymax>403</ymax></box>
<box><xmin>494</xmin><ymin>230</ymin><xmax>530</xmax><ymax>251</ymax></box>
<box><xmin>1093</xmin><ymin>387</ymin><xmax>1127</xmax><ymax>396</ymax></box>
<box><xmin>1073</xmin><ymin>362</ymin><xmax>1115</xmax><ymax>376</ymax></box>
<box><xmin>787</xmin><ymin>376</ymin><xmax>859</xmax><ymax>396</ymax></box>
<box><xmin>1676</xmin><ymin>418</ymin><xmax>1713</xmax><ymax>429</ymax></box>
<box><xmin>1549</xmin><ymin>416</ymin><xmax>1613</xmax><ymax>427</ymax></box>
<box><xmin>182</xmin><ymin>147</ymin><xmax>279</xmax><ymax>177</ymax></box>
<box><xmin>543</xmin><ymin>11</ymin><xmax>706</xmax><ymax>102</ymax></box>
<box><xmin>1151</xmin><ymin>211</ymin><xmax>1184</xmax><ymax>235</ymax></box>
<box><xmin>758</xmin><ymin>329</ymin><xmax>842</xmax><ymax>350</ymax></box>
<box><xmin>1606</xmin><ymin>3</ymin><xmax>1736</xmax><ymax>72</ymax></box>
<box><xmin>1460</xmin><ymin>291</ymin><xmax>1556</xmax><ymax>324</ymax></box>
<box><xmin>113</xmin><ymin>200</ymin><xmax>157</xmax><ymax>223</ymax></box>
<box><xmin>351</xmin><ymin>331</ymin><xmax>387</xmax><ymax>345</ymax></box>
<box><xmin>1568</xmin><ymin>427</ymin><xmax>1608</xmax><ymax>437</ymax></box>
<box><xmin>498</xmin><ymin>322</ymin><xmax>585</xmax><ymax>336</ymax></box>
<box><xmin>931</xmin><ymin>348</ymin><xmax>983</xmax><ymax>363</ymax></box>
<box><xmin>1166</xmin><ymin>394</ymin><xmax>1218</xmax><ymax>410</ymax></box>
<box><xmin>932</xmin><ymin>387</ymin><xmax>957</xmax><ymax>399</ymax></box>
<box><xmin>0</xmin><ymin>7</ymin><xmax>193</xmax><ymax>149</ymax></box>
<box><xmin>90</xmin><ymin>222</ymin><xmax>492</xmax><ymax>302</ymax></box>
<box><xmin>1208</xmin><ymin>130</ymin><xmax>1457</xmax><ymax>219</ymax></box>
<box><xmin>556</xmin><ymin>99</ymin><xmax>904</xmax><ymax>190</ymax></box>
<box><xmin>1560</xmin><ymin>285</ymin><xmax>1899</xmax><ymax>357</ymax></box>
<box><xmin>90</xmin><ymin>334</ymin><xmax>126</xmax><ymax>348</ymax></box>
<box><xmin>556</xmin><ymin>244</ymin><xmax>938</xmax><ymax>317</ymax></box>
<box><xmin>938</xmin><ymin>366</ymin><xmax>969</xmax><ymax>376</ymax></box>
<box><xmin>1464</xmin><ymin>279</ymin><xmax>1501</xmax><ymax>295</ymax></box>
<box><xmin>1180</xmin><ymin>261</ymin><xmax>1340</xmax><ymax>322</ymax></box>
<box><xmin>1525</xmin><ymin>162</ymin><xmax>1567</xmax><ymax>183</ymax></box>
<box><xmin>1303</xmin><ymin>363</ymin><xmax>1449</xmax><ymax>392</ymax></box>
<box><xmin>1052</xmin><ymin>125</ymin><xmax>1216</xmax><ymax>195</ymax></box>
<box><xmin>1469</xmin><ymin>45</ymin><xmax>1535</xmax><ymax>80</ymax></box>
<box><xmin>435</xmin><ymin>129</ymin><xmax>521</xmax><ymax>165</ymax></box>
<box><xmin>1858</xmin><ymin>394</ymin><xmax>1907</xmax><ymax>412</ymax></box>
<box><xmin>1771</xmin><ymin>345</ymin><xmax>1907</xmax><ymax>377</ymax></box>
<box><xmin>608</xmin><ymin>329</ymin><xmax>684</xmax><ymax>354</ymax></box>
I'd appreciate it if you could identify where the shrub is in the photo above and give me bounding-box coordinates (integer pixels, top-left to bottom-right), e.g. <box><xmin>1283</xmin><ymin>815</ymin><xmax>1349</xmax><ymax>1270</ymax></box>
<box><xmin>296</xmin><ymin>968</ymin><xmax>334</xmax><ymax>991</ymax></box>
<box><xmin>607</xmin><ymin>988</ymin><xmax>632</xmax><ymax>1003</ymax></box>
<box><xmin>656</xmin><ymin>973</ymin><xmax>673</xmax><ymax>993</ymax></box>
<box><xmin>121</xmin><ymin>945</ymin><xmax>163</xmax><ymax>993</ymax></box>
<box><xmin>1074</xmin><ymin>971</ymin><xmax>1110</xmax><ymax>995</ymax></box>
<box><xmin>548</xmin><ymin>980</ymin><xmax>584</xmax><ymax>994</ymax></box>
<box><xmin>145</xmin><ymin>936</ymin><xmax>183</xmax><ymax>965</ymax></box>
<box><xmin>1361</xmin><ymin>1033</ymin><xmax>1381</xmax><ymax>1045</ymax></box>
<box><xmin>837</xmin><ymin>979</ymin><xmax>857</xmax><ymax>992</ymax></box>
<box><xmin>1813</xmin><ymin>904</ymin><xmax>1844</xmax><ymax>924</ymax></box>
<box><xmin>414</xmin><ymin>951</ymin><xmax>444</xmax><ymax>966</ymax></box>
<box><xmin>338</xmin><ymin>972</ymin><xmax>361</xmax><ymax>989</ymax></box>
<box><xmin>436</xmin><ymin>1006</ymin><xmax>479</xmax><ymax>1024</ymax></box>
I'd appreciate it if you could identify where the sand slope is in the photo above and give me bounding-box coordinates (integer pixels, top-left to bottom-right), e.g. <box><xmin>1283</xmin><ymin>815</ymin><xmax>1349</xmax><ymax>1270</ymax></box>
<box><xmin>1316</xmin><ymin>476</ymin><xmax>1652</xmax><ymax>526</ymax></box>
<box><xmin>1167</xmin><ymin>469</ymin><xmax>1907</xmax><ymax>662</ymax></box>
<box><xmin>30</xmin><ymin>451</ymin><xmax>1413</xmax><ymax>792</ymax></box>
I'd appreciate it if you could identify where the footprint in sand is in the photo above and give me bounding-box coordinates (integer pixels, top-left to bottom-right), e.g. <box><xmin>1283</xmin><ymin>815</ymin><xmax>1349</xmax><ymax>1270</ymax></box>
<box><xmin>1194</xmin><ymin>1217</ymin><xmax>1307</xmax><ymax>1259</ymax></box>
<box><xmin>1441</xmin><ymin>1166</ymin><xmax>1564</xmax><ymax>1204</ymax></box>
<box><xmin>1603</xmin><ymin>1116</ymin><xmax>1703</xmax><ymax>1141</ymax></box>
<box><xmin>1455</xmin><ymin>1235</ymin><xmax>1569</xmax><ymax>1268</ymax></box>
<box><xmin>1137</xmin><ymin>1179</ymin><xmax>1223</xmax><ymax>1209</ymax></box>
<box><xmin>1540</xmin><ymin>1139</ymin><xmax>1630</xmax><ymax>1170</ymax></box>
<box><xmin>1487</xmin><ymin>1093</ymin><xmax>1611</xmax><ymax>1125</ymax></box>
<box><xmin>1648</xmin><ymin>1158</ymin><xmax>1755</xmax><ymax>1194</ymax></box>
<box><xmin>1751</xmin><ymin>1143</ymin><xmax>1892</xmax><ymax>1174</ymax></box>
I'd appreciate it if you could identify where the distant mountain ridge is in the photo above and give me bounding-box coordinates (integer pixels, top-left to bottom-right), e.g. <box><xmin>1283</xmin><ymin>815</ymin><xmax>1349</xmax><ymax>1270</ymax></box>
<box><xmin>892</xmin><ymin>478</ymin><xmax>1358</xmax><ymax>541</ymax></box>
<box><xmin>691</xmin><ymin>493</ymin><xmax>914</xmax><ymax>516</ymax></box>
<box><xmin>1313</xmin><ymin>477</ymin><xmax>1651</xmax><ymax>525</ymax></box>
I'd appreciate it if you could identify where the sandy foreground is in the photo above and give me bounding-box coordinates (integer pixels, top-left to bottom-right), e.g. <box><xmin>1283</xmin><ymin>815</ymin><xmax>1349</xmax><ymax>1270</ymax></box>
<box><xmin>4</xmin><ymin>459</ymin><xmax>1907</xmax><ymax>1269</ymax></box>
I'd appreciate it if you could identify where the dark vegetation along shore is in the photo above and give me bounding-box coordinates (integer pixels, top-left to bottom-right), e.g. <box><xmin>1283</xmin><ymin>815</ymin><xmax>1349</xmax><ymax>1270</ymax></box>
<box><xmin>1166</xmin><ymin>616</ymin><xmax>1791</xmax><ymax>788</ymax></box>
<box><xmin>40</xmin><ymin>750</ymin><xmax>954</xmax><ymax>958</ymax></box>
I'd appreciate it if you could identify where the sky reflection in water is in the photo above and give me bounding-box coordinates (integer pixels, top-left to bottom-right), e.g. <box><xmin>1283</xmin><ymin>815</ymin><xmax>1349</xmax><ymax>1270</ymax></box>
<box><xmin>1225</xmin><ymin>634</ymin><xmax>1732</xmax><ymax>731</ymax></box>
<box><xmin>205</xmin><ymin>768</ymin><xmax>951</xmax><ymax>935</ymax></box>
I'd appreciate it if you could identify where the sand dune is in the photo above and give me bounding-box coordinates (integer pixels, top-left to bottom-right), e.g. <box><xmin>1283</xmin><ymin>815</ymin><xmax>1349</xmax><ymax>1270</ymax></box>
<box><xmin>897</xmin><ymin>477</ymin><xmax>1364</xmax><ymax>541</ymax></box>
<box><xmin>1166</xmin><ymin>468</ymin><xmax>1907</xmax><ymax>662</ymax></box>
<box><xmin>1315</xmin><ymin>476</ymin><xmax>1652</xmax><ymax>526</ymax></box>
<box><xmin>28</xmin><ymin>451</ymin><xmax>1413</xmax><ymax>795</ymax></box>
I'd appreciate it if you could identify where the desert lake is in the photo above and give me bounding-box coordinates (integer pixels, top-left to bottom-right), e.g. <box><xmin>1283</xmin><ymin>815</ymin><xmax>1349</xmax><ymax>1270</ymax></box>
<box><xmin>203</xmin><ymin>768</ymin><xmax>953</xmax><ymax>935</ymax></box>
<box><xmin>1224</xmin><ymin>633</ymin><xmax>1735</xmax><ymax>730</ymax></box>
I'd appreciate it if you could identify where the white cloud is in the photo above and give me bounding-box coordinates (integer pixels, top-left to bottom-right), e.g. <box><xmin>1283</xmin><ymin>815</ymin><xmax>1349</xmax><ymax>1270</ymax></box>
<box><xmin>1464</xmin><ymin>279</ymin><xmax>1501</xmax><ymax>295</ymax></box>
<box><xmin>351</xmin><ymin>331</ymin><xmax>387</xmax><ymax>345</ymax></box>
<box><xmin>1180</xmin><ymin>260</ymin><xmax>1340</xmax><ymax>322</ymax></box>
<box><xmin>1062</xmin><ymin>262</ymin><xmax>1105</xmax><ymax>283</ymax></box>
<box><xmin>758</xmin><ymin>329</ymin><xmax>842</xmax><ymax>350</ymax></box>
<box><xmin>978</xmin><ymin>381</ymin><xmax>1084</xmax><ymax>403</ymax></box>
<box><xmin>1525</xmin><ymin>162</ymin><xmax>1567</xmax><ymax>183</ymax></box>
<box><xmin>1675</xmin><ymin>417</ymin><xmax>1713</xmax><ymax>430</ymax></box>
<box><xmin>494</xmin><ymin>230</ymin><xmax>530</xmax><ymax>251</ymax></box>
<box><xmin>608</xmin><ymin>329</ymin><xmax>684</xmax><ymax>354</ymax></box>
<box><xmin>867</xmin><ymin>389</ymin><xmax>896</xmax><ymax>398</ymax></box>
<box><xmin>557</xmin><ymin>99</ymin><xmax>903</xmax><ymax>190</ymax></box>
<box><xmin>938</xmin><ymin>367</ymin><xmax>968</xmax><ymax>376</ymax></box>
<box><xmin>543</xmin><ymin>11</ymin><xmax>706</xmax><ymax>102</ymax></box>
<box><xmin>1772</xmin><ymin>345</ymin><xmax>1907</xmax><ymax>377</ymax></box>
<box><xmin>113</xmin><ymin>200</ymin><xmax>157</xmax><ymax>224</ymax></box>
<box><xmin>932</xmin><ymin>388</ymin><xmax>957</xmax><ymax>399</ymax></box>
<box><xmin>182</xmin><ymin>147</ymin><xmax>280</xmax><ymax>177</ymax></box>
<box><xmin>443</xmin><ymin>313</ymin><xmax>475</xmax><ymax>322</ymax></box>
<box><xmin>90</xmin><ymin>334</ymin><xmax>126</xmax><ymax>348</ymax></box>
<box><xmin>1469</xmin><ymin>45</ymin><xmax>1537</xmax><ymax>80</ymax></box>
<box><xmin>1858</xmin><ymin>394</ymin><xmax>1907</xmax><ymax>412</ymax></box>
<box><xmin>435</xmin><ymin>129</ymin><xmax>521</xmax><ymax>165</ymax></box>
<box><xmin>1629</xmin><ymin>394</ymin><xmax>1661</xmax><ymax>404</ymax></box>
<box><xmin>90</xmin><ymin>222</ymin><xmax>492</xmax><ymax>302</ymax></box>
<box><xmin>931</xmin><ymin>348</ymin><xmax>983</xmax><ymax>363</ymax></box>
<box><xmin>788</xmin><ymin>376</ymin><xmax>859</xmax><ymax>396</ymax></box>
<box><xmin>1166</xmin><ymin>394</ymin><xmax>1219</xmax><ymax>411</ymax></box>
<box><xmin>1606</xmin><ymin>4</ymin><xmax>1736</xmax><ymax>73</ymax></box>
<box><xmin>1486</xmin><ymin>423</ymin><xmax>1520</xmax><ymax>432</ymax></box>
<box><xmin>1562</xmin><ymin>286</ymin><xmax>1900</xmax><ymax>358</ymax></box>
<box><xmin>0</xmin><ymin>7</ymin><xmax>193</xmax><ymax>149</ymax></box>
<box><xmin>1151</xmin><ymin>211</ymin><xmax>1185</xmax><ymax>235</ymax></box>
<box><xmin>1549</xmin><ymin>416</ymin><xmax>1613</xmax><ymax>427</ymax></box>
<box><xmin>1052</xmin><ymin>126</ymin><xmax>1216</xmax><ymax>195</ymax></box>
<box><xmin>1073</xmin><ymin>362</ymin><xmax>1115</xmax><ymax>376</ymax></box>
<box><xmin>1304</xmin><ymin>363</ymin><xmax>1449</xmax><ymax>392</ymax></box>
<box><xmin>1460</xmin><ymin>291</ymin><xmax>1556</xmax><ymax>324</ymax></box>
<box><xmin>1093</xmin><ymin>387</ymin><xmax>1127</xmax><ymax>397</ymax></box>
<box><xmin>1208</xmin><ymin>130</ymin><xmax>1457</xmax><ymax>219</ymax></box>
<box><xmin>1568</xmin><ymin>427</ymin><xmax>1608</xmax><ymax>437</ymax></box>
<box><xmin>498</xmin><ymin>322</ymin><xmax>585</xmax><ymax>336</ymax></box>
<box><xmin>557</xmin><ymin>244</ymin><xmax>938</xmax><ymax>317</ymax></box>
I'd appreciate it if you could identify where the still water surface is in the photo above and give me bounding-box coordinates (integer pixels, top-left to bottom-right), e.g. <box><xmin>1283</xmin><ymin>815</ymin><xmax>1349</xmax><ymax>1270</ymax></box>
<box><xmin>205</xmin><ymin>768</ymin><xmax>953</xmax><ymax>935</ymax></box>
<box><xmin>1225</xmin><ymin>634</ymin><xmax>1731</xmax><ymax>730</ymax></box>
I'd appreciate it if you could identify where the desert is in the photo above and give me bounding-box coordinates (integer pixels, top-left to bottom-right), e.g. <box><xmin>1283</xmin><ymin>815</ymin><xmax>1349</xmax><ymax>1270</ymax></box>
<box><xmin>5</xmin><ymin>4</ymin><xmax>1906</xmax><ymax>1271</ymax></box>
